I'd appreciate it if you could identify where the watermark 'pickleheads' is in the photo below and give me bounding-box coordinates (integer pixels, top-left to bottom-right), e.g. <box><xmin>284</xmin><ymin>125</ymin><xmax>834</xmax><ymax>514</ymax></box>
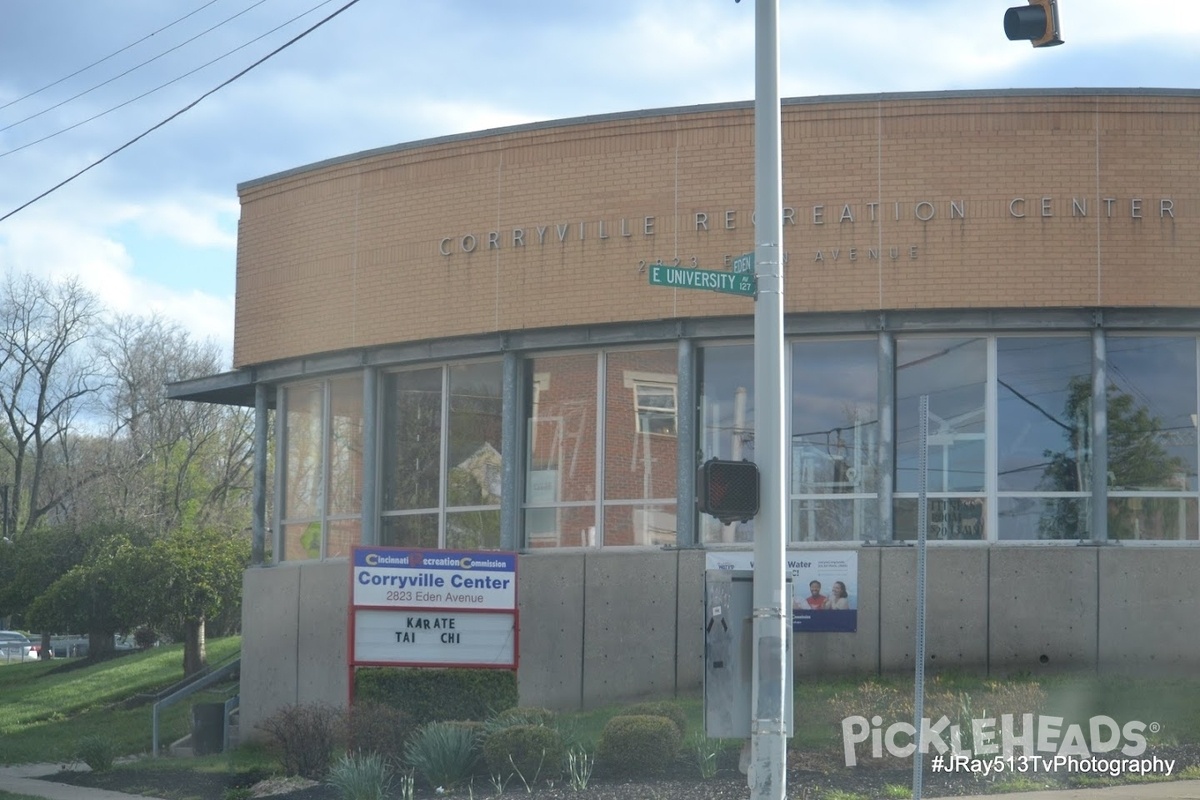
<box><xmin>842</xmin><ymin>713</ymin><xmax>1150</xmax><ymax>767</ymax></box>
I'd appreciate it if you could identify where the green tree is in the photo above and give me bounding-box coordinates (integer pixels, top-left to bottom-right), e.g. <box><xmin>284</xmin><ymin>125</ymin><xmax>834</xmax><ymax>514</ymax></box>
<box><xmin>24</xmin><ymin>525</ymin><xmax>152</xmax><ymax>658</ymax></box>
<box><xmin>117</xmin><ymin>526</ymin><xmax>250</xmax><ymax>675</ymax></box>
<box><xmin>1039</xmin><ymin>376</ymin><xmax>1186</xmax><ymax>538</ymax></box>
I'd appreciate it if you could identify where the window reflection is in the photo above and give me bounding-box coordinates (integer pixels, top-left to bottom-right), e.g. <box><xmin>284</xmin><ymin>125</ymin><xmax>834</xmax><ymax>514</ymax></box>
<box><xmin>1106</xmin><ymin>337</ymin><xmax>1197</xmax><ymax>492</ymax></box>
<box><xmin>997</xmin><ymin>338</ymin><xmax>1091</xmax><ymax>493</ymax></box>
<box><xmin>382</xmin><ymin>368</ymin><xmax>442</xmax><ymax>512</ymax></box>
<box><xmin>791</xmin><ymin>339</ymin><xmax>878</xmax><ymax>542</ymax></box>
<box><xmin>605</xmin><ymin>349</ymin><xmax>679</xmax><ymax>545</ymax></box>
<box><xmin>896</xmin><ymin>337</ymin><xmax>987</xmax><ymax>494</ymax></box>
<box><xmin>700</xmin><ymin>343</ymin><xmax>754</xmax><ymax>544</ymax></box>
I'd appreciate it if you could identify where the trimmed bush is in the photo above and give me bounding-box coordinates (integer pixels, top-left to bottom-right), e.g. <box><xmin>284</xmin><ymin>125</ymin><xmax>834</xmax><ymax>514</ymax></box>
<box><xmin>483</xmin><ymin>724</ymin><xmax>565</xmax><ymax>781</ymax></box>
<box><xmin>624</xmin><ymin>700</ymin><xmax>688</xmax><ymax>737</ymax></box>
<box><xmin>404</xmin><ymin>720</ymin><xmax>480</xmax><ymax>789</ymax></box>
<box><xmin>256</xmin><ymin>703</ymin><xmax>344</xmax><ymax>780</ymax></box>
<box><xmin>595</xmin><ymin>714</ymin><xmax>682</xmax><ymax>777</ymax></box>
<box><xmin>355</xmin><ymin>667</ymin><xmax>517</xmax><ymax>725</ymax></box>
<box><xmin>485</xmin><ymin>706</ymin><xmax>557</xmax><ymax>732</ymax></box>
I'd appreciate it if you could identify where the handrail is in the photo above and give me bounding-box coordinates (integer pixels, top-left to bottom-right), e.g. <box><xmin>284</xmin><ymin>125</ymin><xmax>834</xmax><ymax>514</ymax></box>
<box><xmin>151</xmin><ymin>656</ymin><xmax>240</xmax><ymax>757</ymax></box>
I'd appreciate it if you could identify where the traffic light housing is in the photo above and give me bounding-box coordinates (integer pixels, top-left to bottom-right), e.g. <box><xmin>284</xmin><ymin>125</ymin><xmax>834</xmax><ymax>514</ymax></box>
<box><xmin>1004</xmin><ymin>0</ymin><xmax>1063</xmax><ymax>47</ymax></box>
<box><xmin>698</xmin><ymin>458</ymin><xmax>760</xmax><ymax>524</ymax></box>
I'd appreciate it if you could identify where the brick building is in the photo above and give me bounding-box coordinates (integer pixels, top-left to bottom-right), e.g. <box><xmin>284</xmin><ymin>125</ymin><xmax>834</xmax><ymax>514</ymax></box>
<box><xmin>172</xmin><ymin>89</ymin><xmax>1200</xmax><ymax>727</ymax></box>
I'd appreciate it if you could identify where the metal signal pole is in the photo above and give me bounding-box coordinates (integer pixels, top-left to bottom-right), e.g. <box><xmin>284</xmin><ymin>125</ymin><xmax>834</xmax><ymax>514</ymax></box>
<box><xmin>749</xmin><ymin>0</ymin><xmax>788</xmax><ymax>798</ymax></box>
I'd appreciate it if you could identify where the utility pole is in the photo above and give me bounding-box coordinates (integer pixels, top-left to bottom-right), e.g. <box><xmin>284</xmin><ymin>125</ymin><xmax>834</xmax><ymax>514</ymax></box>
<box><xmin>749</xmin><ymin>0</ymin><xmax>788</xmax><ymax>798</ymax></box>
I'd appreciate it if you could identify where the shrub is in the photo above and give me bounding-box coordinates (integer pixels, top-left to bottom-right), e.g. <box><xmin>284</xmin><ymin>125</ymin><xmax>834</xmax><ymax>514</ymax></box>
<box><xmin>595</xmin><ymin>714</ymin><xmax>681</xmax><ymax>777</ymax></box>
<box><xmin>75</xmin><ymin>734</ymin><xmax>117</xmax><ymax>772</ymax></box>
<box><xmin>326</xmin><ymin>752</ymin><xmax>393</xmax><ymax>800</ymax></box>
<box><xmin>345</xmin><ymin>702</ymin><xmax>413</xmax><ymax>762</ymax></box>
<box><xmin>355</xmin><ymin>667</ymin><xmax>517</xmax><ymax>725</ymax></box>
<box><xmin>404</xmin><ymin>720</ymin><xmax>480</xmax><ymax>789</ymax></box>
<box><xmin>483</xmin><ymin>724</ymin><xmax>565</xmax><ymax>782</ymax></box>
<box><xmin>256</xmin><ymin>703</ymin><xmax>344</xmax><ymax>781</ymax></box>
<box><xmin>624</xmin><ymin>700</ymin><xmax>688</xmax><ymax>737</ymax></box>
<box><xmin>483</xmin><ymin>706</ymin><xmax>557</xmax><ymax>735</ymax></box>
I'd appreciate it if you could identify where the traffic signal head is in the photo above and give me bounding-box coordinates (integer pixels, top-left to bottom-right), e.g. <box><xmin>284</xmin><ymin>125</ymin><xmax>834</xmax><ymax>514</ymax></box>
<box><xmin>1004</xmin><ymin>0</ymin><xmax>1063</xmax><ymax>47</ymax></box>
<box><xmin>697</xmin><ymin>458</ymin><xmax>760</xmax><ymax>525</ymax></box>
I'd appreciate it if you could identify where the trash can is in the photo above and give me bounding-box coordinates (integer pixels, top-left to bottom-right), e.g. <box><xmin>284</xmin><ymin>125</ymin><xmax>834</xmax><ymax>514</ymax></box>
<box><xmin>191</xmin><ymin>703</ymin><xmax>226</xmax><ymax>755</ymax></box>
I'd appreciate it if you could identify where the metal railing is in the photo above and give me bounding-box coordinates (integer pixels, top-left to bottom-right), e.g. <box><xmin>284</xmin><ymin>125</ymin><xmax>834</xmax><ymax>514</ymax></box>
<box><xmin>151</xmin><ymin>656</ymin><xmax>240</xmax><ymax>757</ymax></box>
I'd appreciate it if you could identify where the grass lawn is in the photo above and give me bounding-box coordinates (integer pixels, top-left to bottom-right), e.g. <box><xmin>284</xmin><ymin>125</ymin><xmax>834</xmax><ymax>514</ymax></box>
<box><xmin>0</xmin><ymin>636</ymin><xmax>241</xmax><ymax>765</ymax></box>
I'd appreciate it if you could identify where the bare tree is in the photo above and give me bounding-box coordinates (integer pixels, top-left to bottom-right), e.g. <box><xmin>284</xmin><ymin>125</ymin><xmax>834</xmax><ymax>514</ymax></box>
<box><xmin>0</xmin><ymin>274</ymin><xmax>101</xmax><ymax>536</ymax></box>
<box><xmin>85</xmin><ymin>314</ymin><xmax>254</xmax><ymax>535</ymax></box>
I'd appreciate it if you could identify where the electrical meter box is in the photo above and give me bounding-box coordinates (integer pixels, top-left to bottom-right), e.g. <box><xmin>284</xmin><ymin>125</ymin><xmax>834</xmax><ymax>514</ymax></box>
<box><xmin>703</xmin><ymin>569</ymin><xmax>794</xmax><ymax>738</ymax></box>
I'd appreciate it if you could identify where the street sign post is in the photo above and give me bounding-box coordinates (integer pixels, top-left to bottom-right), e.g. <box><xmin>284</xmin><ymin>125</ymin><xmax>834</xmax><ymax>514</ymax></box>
<box><xmin>648</xmin><ymin>262</ymin><xmax>756</xmax><ymax>297</ymax></box>
<box><xmin>732</xmin><ymin>251</ymin><xmax>755</xmax><ymax>275</ymax></box>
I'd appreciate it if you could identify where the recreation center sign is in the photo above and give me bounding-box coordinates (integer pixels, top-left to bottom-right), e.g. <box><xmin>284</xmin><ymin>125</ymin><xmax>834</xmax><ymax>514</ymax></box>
<box><xmin>350</xmin><ymin>547</ymin><xmax>518</xmax><ymax>670</ymax></box>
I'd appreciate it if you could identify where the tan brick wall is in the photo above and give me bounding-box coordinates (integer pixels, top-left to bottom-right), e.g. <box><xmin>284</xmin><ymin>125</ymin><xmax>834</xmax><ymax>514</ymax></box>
<box><xmin>233</xmin><ymin>92</ymin><xmax>1200</xmax><ymax>368</ymax></box>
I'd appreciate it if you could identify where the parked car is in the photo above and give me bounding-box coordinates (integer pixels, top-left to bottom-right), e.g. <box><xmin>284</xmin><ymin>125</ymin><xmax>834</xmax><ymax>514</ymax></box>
<box><xmin>0</xmin><ymin>631</ymin><xmax>37</xmax><ymax>662</ymax></box>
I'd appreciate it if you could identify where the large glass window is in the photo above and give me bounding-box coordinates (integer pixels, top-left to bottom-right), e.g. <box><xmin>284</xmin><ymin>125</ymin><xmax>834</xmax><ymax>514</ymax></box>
<box><xmin>1106</xmin><ymin>336</ymin><xmax>1198</xmax><ymax>540</ymax></box>
<box><xmin>895</xmin><ymin>337</ymin><xmax>986</xmax><ymax>540</ymax></box>
<box><xmin>278</xmin><ymin>376</ymin><xmax>362</xmax><ymax>561</ymax></box>
<box><xmin>524</xmin><ymin>353</ymin><xmax>598</xmax><ymax>547</ymax></box>
<box><xmin>604</xmin><ymin>349</ymin><xmax>678</xmax><ymax>546</ymax></box>
<box><xmin>791</xmin><ymin>339</ymin><xmax>880</xmax><ymax>541</ymax></box>
<box><xmin>446</xmin><ymin>362</ymin><xmax>503</xmax><ymax>549</ymax></box>
<box><xmin>996</xmin><ymin>336</ymin><xmax>1091</xmax><ymax>540</ymax></box>
<box><xmin>381</xmin><ymin>362</ymin><xmax>502</xmax><ymax>549</ymax></box>
<box><xmin>700</xmin><ymin>343</ymin><xmax>754</xmax><ymax>544</ymax></box>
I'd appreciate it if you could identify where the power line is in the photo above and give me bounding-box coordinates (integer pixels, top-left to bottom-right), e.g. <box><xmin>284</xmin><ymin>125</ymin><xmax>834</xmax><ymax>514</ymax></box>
<box><xmin>0</xmin><ymin>0</ymin><xmax>363</xmax><ymax>224</ymax></box>
<box><xmin>0</xmin><ymin>0</ymin><xmax>222</xmax><ymax>113</ymax></box>
<box><xmin>1</xmin><ymin>0</ymin><xmax>337</xmax><ymax>158</ymax></box>
<box><xmin>1</xmin><ymin>0</ymin><xmax>272</xmax><ymax>136</ymax></box>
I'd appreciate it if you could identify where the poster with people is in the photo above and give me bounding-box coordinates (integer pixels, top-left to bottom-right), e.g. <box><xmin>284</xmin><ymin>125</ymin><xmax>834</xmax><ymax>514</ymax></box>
<box><xmin>705</xmin><ymin>550</ymin><xmax>858</xmax><ymax>633</ymax></box>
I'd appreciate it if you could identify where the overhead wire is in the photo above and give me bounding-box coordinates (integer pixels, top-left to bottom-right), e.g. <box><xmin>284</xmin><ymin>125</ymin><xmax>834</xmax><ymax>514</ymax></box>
<box><xmin>0</xmin><ymin>0</ymin><xmax>222</xmax><ymax>113</ymax></box>
<box><xmin>0</xmin><ymin>0</ymin><xmax>339</xmax><ymax>158</ymax></box>
<box><xmin>1</xmin><ymin>0</ymin><xmax>272</xmax><ymax>135</ymax></box>
<box><xmin>0</xmin><ymin>0</ymin><xmax>364</xmax><ymax>224</ymax></box>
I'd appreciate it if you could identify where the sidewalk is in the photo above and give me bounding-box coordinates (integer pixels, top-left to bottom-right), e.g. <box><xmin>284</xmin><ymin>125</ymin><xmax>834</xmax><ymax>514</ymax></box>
<box><xmin>0</xmin><ymin>763</ymin><xmax>166</xmax><ymax>800</ymax></box>
<box><xmin>939</xmin><ymin>779</ymin><xmax>1200</xmax><ymax>800</ymax></box>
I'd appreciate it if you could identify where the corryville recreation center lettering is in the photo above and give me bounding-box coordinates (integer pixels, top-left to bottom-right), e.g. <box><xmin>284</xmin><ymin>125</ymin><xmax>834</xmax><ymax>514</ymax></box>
<box><xmin>438</xmin><ymin>195</ymin><xmax>1177</xmax><ymax>261</ymax></box>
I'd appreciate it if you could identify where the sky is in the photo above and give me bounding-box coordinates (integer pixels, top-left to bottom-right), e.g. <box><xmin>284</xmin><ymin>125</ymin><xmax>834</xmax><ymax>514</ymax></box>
<box><xmin>0</xmin><ymin>0</ymin><xmax>1198</xmax><ymax>366</ymax></box>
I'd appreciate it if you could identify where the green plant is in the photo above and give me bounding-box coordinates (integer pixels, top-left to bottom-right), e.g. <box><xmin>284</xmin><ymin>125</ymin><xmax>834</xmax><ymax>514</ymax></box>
<box><xmin>685</xmin><ymin>731</ymin><xmax>721</xmax><ymax>779</ymax></box>
<box><xmin>326</xmin><ymin>751</ymin><xmax>394</xmax><ymax>800</ymax></box>
<box><xmin>623</xmin><ymin>701</ymin><xmax>688</xmax><ymax>737</ymax></box>
<box><xmin>482</xmin><ymin>724</ymin><xmax>564</xmax><ymax>782</ymax></box>
<box><xmin>395</xmin><ymin>770</ymin><xmax>415</xmax><ymax>800</ymax></box>
<box><xmin>488</xmin><ymin>770</ymin><xmax>512</xmax><ymax>794</ymax></box>
<box><xmin>879</xmin><ymin>784</ymin><xmax>912</xmax><ymax>799</ymax></box>
<box><xmin>355</xmin><ymin>667</ymin><xmax>517</xmax><ymax>726</ymax></box>
<box><xmin>566</xmin><ymin>745</ymin><xmax>594</xmax><ymax>790</ymax></box>
<box><xmin>255</xmin><ymin>703</ymin><xmax>344</xmax><ymax>780</ymax></box>
<box><xmin>222</xmin><ymin>789</ymin><xmax>254</xmax><ymax>800</ymax></box>
<box><xmin>595</xmin><ymin>714</ymin><xmax>681</xmax><ymax>777</ymax></box>
<box><xmin>74</xmin><ymin>734</ymin><xmax>117</xmax><ymax>772</ymax></box>
<box><xmin>821</xmin><ymin>791</ymin><xmax>869</xmax><ymax>800</ymax></box>
<box><xmin>404</xmin><ymin>720</ymin><xmax>480</xmax><ymax>789</ymax></box>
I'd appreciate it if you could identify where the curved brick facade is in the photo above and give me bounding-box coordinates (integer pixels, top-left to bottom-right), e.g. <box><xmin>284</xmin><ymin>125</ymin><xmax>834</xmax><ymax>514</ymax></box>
<box><xmin>234</xmin><ymin>90</ymin><xmax>1200</xmax><ymax>369</ymax></box>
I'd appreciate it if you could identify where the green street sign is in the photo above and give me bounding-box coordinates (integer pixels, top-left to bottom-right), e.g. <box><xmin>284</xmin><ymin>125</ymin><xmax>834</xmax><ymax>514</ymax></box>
<box><xmin>648</xmin><ymin>263</ymin><xmax>756</xmax><ymax>297</ymax></box>
<box><xmin>732</xmin><ymin>251</ymin><xmax>754</xmax><ymax>275</ymax></box>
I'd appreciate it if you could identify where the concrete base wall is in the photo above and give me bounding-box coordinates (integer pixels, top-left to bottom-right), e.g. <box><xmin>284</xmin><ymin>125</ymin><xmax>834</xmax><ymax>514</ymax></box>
<box><xmin>238</xmin><ymin>545</ymin><xmax>1200</xmax><ymax>735</ymax></box>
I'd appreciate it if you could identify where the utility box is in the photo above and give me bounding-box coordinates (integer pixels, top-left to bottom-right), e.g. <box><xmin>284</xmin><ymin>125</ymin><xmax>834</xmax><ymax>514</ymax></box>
<box><xmin>704</xmin><ymin>569</ymin><xmax>794</xmax><ymax>738</ymax></box>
